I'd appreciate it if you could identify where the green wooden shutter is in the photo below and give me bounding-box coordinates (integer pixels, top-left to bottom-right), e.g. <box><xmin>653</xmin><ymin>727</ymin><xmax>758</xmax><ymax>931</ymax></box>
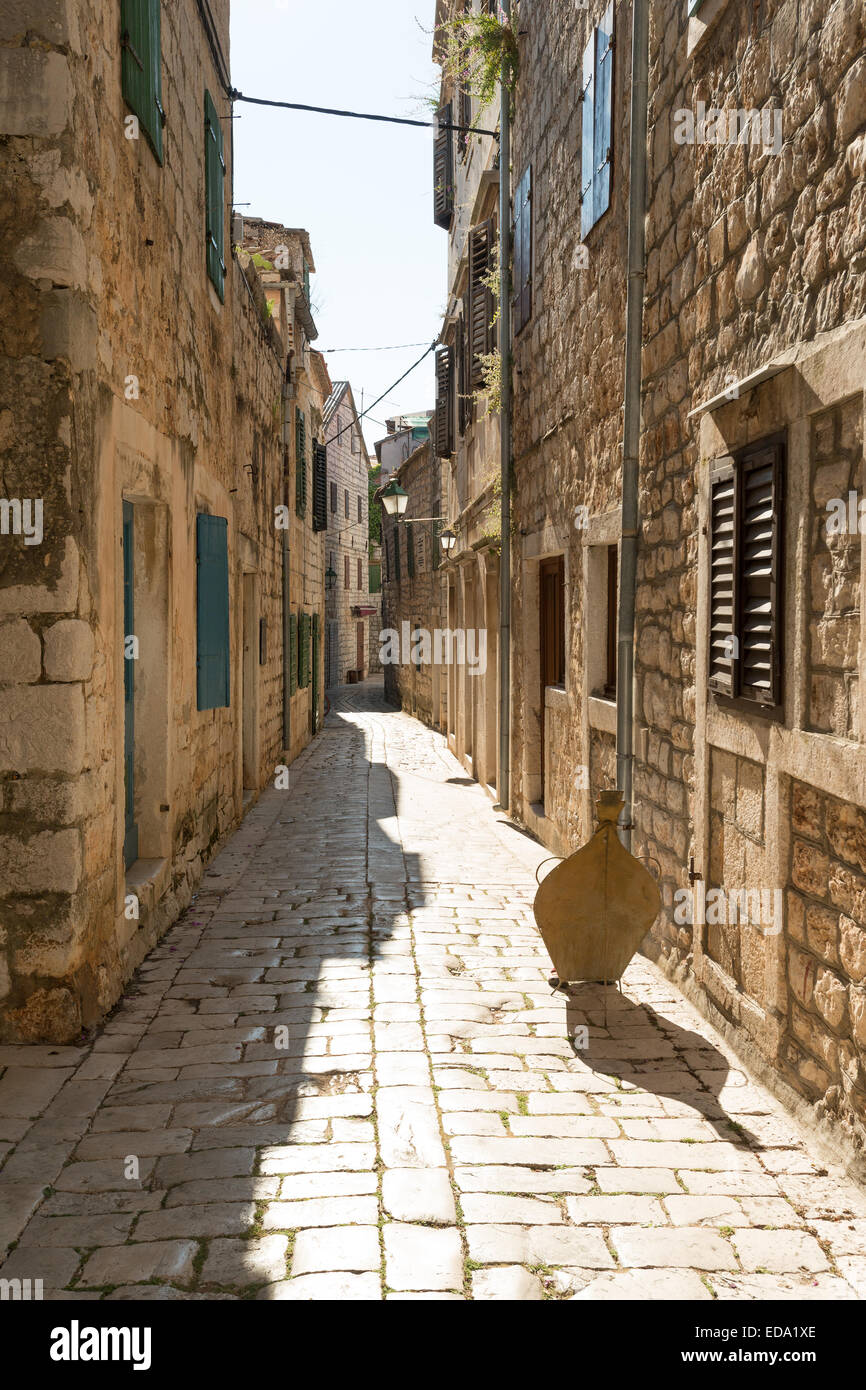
<box><xmin>298</xmin><ymin>612</ymin><xmax>311</xmax><ymax>687</ymax></box>
<box><xmin>407</xmin><ymin>526</ymin><xmax>415</xmax><ymax>579</ymax></box>
<box><xmin>593</xmin><ymin>4</ymin><xmax>614</xmax><ymax>226</ymax></box>
<box><xmin>205</xmin><ymin>90</ymin><xmax>226</xmax><ymax>301</ymax></box>
<box><xmin>394</xmin><ymin>527</ymin><xmax>401</xmax><ymax>587</ymax></box>
<box><xmin>295</xmin><ymin>409</ymin><xmax>307</xmax><ymax>516</ymax></box>
<box><xmin>196</xmin><ymin>513</ymin><xmax>230</xmax><ymax>710</ymax></box>
<box><xmin>289</xmin><ymin>612</ymin><xmax>298</xmax><ymax>695</ymax></box>
<box><xmin>312</xmin><ymin>442</ymin><xmax>327</xmax><ymax>531</ymax></box>
<box><xmin>121</xmin><ymin>0</ymin><xmax>164</xmax><ymax>164</ymax></box>
<box><xmin>312</xmin><ymin>612</ymin><xmax>320</xmax><ymax>731</ymax></box>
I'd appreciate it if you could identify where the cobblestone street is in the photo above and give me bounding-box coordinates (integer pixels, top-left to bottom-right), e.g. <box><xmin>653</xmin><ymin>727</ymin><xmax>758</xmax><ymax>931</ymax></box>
<box><xmin>2</xmin><ymin>681</ymin><xmax>865</xmax><ymax>1302</ymax></box>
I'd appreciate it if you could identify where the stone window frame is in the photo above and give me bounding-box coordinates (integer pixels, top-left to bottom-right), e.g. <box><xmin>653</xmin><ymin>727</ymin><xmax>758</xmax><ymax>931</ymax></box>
<box><xmin>686</xmin><ymin>0</ymin><xmax>730</xmax><ymax>59</ymax></box>
<box><xmin>581</xmin><ymin>506</ymin><xmax>620</xmax><ymax>736</ymax></box>
<box><xmin>689</xmin><ymin>323</ymin><xmax>866</xmax><ymax>1036</ymax></box>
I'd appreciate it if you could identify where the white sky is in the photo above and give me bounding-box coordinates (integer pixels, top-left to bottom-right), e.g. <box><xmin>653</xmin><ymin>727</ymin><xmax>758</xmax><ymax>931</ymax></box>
<box><xmin>230</xmin><ymin>0</ymin><xmax>446</xmax><ymax>455</ymax></box>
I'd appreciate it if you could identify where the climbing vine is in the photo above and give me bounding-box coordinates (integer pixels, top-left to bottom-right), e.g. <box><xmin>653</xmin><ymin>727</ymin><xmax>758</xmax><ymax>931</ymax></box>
<box><xmin>436</xmin><ymin>10</ymin><xmax>519</xmax><ymax>113</ymax></box>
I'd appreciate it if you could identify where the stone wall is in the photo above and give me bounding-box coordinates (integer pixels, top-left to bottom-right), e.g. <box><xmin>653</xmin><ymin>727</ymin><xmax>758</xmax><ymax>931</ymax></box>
<box><xmin>381</xmin><ymin>443</ymin><xmax>446</xmax><ymax>727</ymax></box>
<box><xmin>324</xmin><ymin>385</ymin><xmax>372</xmax><ymax>687</ymax></box>
<box><xmin>0</xmin><ymin>1</ymin><xmax>322</xmax><ymax>1041</ymax></box>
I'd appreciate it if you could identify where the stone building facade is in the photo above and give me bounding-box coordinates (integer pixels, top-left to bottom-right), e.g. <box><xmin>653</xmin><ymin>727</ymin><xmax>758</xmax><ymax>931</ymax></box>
<box><xmin>381</xmin><ymin>440</ymin><xmax>447</xmax><ymax>728</ymax></box>
<box><xmin>503</xmin><ymin>0</ymin><xmax>866</xmax><ymax>1159</ymax></box>
<box><xmin>433</xmin><ymin>0</ymin><xmax>503</xmax><ymax>797</ymax></box>
<box><xmin>323</xmin><ymin>381</ymin><xmax>374</xmax><ymax>688</ymax></box>
<box><xmin>0</xmin><ymin>3</ymin><xmax>325</xmax><ymax>1041</ymax></box>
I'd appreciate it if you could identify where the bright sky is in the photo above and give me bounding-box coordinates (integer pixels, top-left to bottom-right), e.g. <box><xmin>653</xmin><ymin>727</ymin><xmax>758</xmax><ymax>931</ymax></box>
<box><xmin>230</xmin><ymin>0</ymin><xmax>446</xmax><ymax>455</ymax></box>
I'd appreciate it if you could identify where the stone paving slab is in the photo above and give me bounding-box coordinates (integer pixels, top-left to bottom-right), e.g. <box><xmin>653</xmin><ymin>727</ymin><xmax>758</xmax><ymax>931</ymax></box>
<box><xmin>1</xmin><ymin>679</ymin><xmax>865</xmax><ymax>1300</ymax></box>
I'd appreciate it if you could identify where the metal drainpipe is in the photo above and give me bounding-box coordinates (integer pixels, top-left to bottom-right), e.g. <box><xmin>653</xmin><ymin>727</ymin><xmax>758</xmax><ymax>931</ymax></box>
<box><xmin>498</xmin><ymin>0</ymin><xmax>512</xmax><ymax>813</ymax></box>
<box><xmin>616</xmin><ymin>0</ymin><xmax>650</xmax><ymax>852</ymax></box>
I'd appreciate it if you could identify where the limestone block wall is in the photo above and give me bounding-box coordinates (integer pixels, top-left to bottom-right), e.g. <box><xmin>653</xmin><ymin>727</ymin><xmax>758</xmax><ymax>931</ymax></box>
<box><xmin>509</xmin><ymin>0</ymin><xmax>631</xmax><ymax>848</ymax></box>
<box><xmin>0</xmin><ymin>0</ymin><xmax>304</xmax><ymax>1041</ymax></box>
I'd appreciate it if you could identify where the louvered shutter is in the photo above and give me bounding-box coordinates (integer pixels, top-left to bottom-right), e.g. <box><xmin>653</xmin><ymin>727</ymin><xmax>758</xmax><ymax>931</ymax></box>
<box><xmin>407</xmin><ymin>527</ymin><xmax>415</xmax><ymax>579</ymax></box>
<box><xmin>593</xmin><ymin>4</ymin><xmax>614</xmax><ymax>224</ymax></box>
<box><xmin>457</xmin><ymin>299</ymin><xmax>469</xmax><ymax>436</ymax></box>
<box><xmin>580</xmin><ymin>35</ymin><xmax>595</xmax><ymax>238</ymax></box>
<box><xmin>394</xmin><ymin>528</ymin><xmax>401</xmax><ymax>587</ymax></box>
<box><xmin>121</xmin><ymin>0</ymin><xmax>164</xmax><ymax>164</ymax></box>
<box><xmin>469</xmin><ymin>220</ymin><xmax>495</xmax><ymax>387</ymax></box>
<box><xmin>513</xmin><ymin>168</ymin><xmax>532</xmax><ymax>333</ymax></box>
<box><xmin>289</xmin><ymin>612</ymin><xmax>298</xmax><ymax>695</ymax></box>
<box><xmin>295</xmin><ymin>409</ymin><xmax>307</xmax><ymax>516</ymax></box>
<box><xmin>196</xmin><ymin>513</ymin><xmax>230</xmax><ymax>710</ymax></box>
<box><xmin>330</xmin><ymin>480</ymin><xmax>337</xmax><ymax>513</ymax></box>
<box><xmin>205</xmin><ymin>90</ymin><xmax>226</xmax><ymax>301</ymax></box>
<box><xmin>434</xmin><ymin>345</ymin><xmax>454</xmax><ymax>458</ymax></box>
<box><xmin>311</xmin><ymin>612</ymin><xmax>320</xmax><ymax>729</ymax></box>
<box><xmin>739</xmin><ymin>443</ymin><xmax>782</xmax><ymax>705</ymax></box>
<box><xmin>433</xmin><ymin>101</ymin><xmax>454</xmax><ymax>229</ymax></box>
<box><xmin>300</xmin><ymin>612</ymin><xmax>312</xmax><ymax>687</ymax></box>
<box><xmin>709</xmin><ymin>461</ymin><xmax>736</xmax><ymax>695</ymax></box>
<box><xmin>282</xmin><ymin>548</ymin><xmax>291</xmax><ymax>742</ymax></box>
<box><xmin>312</xmin><ymin>443</ymin><xmax>327</xmax><ymax>531</ymax></box>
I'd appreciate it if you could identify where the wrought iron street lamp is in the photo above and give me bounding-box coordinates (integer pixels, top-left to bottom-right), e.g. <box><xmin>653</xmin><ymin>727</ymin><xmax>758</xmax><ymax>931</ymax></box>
<box><xmin>380</xmin><ymin>480</ymin><xmax>409</xmax><ymax>517</ymax></box>
<box><xmin>325</xmin><ymin>564</ymin><xmax>337</xmax><ymax>591</ymax></box>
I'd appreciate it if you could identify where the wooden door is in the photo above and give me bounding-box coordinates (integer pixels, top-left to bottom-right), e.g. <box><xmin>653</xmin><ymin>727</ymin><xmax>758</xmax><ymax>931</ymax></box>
<box><xmin>539</xmin><ymin>556</ymin><xmax>565</xmax><ymax>805</ymax></box>
<box><xmin>356</xmin><ymin>622</ymin><xmax>365</xmax><ymax>679</ymax></box>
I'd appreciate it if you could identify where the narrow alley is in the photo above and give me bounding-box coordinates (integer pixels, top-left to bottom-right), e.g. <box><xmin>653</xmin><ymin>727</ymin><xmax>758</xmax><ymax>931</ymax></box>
<box><xmin>1</xmin><ymin>680</ymin><xmax>865</xmax><ymax>1303</ymax></box>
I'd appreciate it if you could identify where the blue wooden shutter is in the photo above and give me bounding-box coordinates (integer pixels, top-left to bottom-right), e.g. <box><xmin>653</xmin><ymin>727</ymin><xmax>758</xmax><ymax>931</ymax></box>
<box><xmin>593</xmin><ymin>4</ymin><xmax>614</xmax><ymax>225</ymax></box>
<box><xmin>513</xmin><ymin>168</ymin><xmax>532</xmax><ymax>333</ymax></box>
<box><xmin>121</xmin><ymin>0</ymin><xmax>164</xmax><ymax>164</ymax></box>
<box><xmin>205</xmin><ymin>90</ymin><xmax>226</xmax><ymax>301</ymax></box>
<box><xmin>196</xmin><ymin>513</ymin><xmax>230</xmax><ymax>710</ymax></box>
<box><xmin>580</xmin><ymin>33</ymin><xmax>595</xmax><ymax>238</ymax></box>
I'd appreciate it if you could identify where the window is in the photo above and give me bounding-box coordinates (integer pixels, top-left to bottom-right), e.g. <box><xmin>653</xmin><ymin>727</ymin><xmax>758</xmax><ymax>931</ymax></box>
<box><xmin>196</xmin><ymin>513</ymin><xmax>230</xmax><ymax>710</ymax></box>
<box><xmin>605</xmin><ymin>544</ymin><xmax>618</xmax><ymax>698</ymax></box>
<box><xmin>469</xmin><ymin>219</ymin><xmax>496</xmax><ymax>386</ymax></box>
<box><xmin>709</xmin><ymin>434</ymin><xmax>785</xmax><ymax>710</ymax></box>
<box><xmin>295</xmin><ymin>409</ymin><xmax>307</xmax><ymax>516</ymax></box>
<box><xmin>407</xmin><ymin>527</ymin><xmax>415</xmax><ymax>579</ymax></box>
<box><xmin>357</xmin><ymin>495</ymin><xmax>363</xmax><ymax>524</ymax></box>
<box><xmin>434</xmin><ymin>345</ymin><xmax>455</xmax><ymax>458</ymax></box>
<box><xmin>351</xmin><ymin>428</ymin><xmax>360</xmax><ymax>455</ymax></box>
<box><xmin>357</xmin><ymin>557</ymin><xmax>363</xmax><ymax>589</ymax></box>
<box><xmin>120</xmin><ymin>0</ymin><xmax>164</xmax><ymax>163</ymax></box>
<box><xmin>513</xmin><ymin>166</ymin><xmax>532</xmax><ymax>334</ymax></box>
<box><xmin>540</xmin><ymin>557</ymin><xmax>566</xmax><ymax>689</ymax></box>
<box><xmin>394</xmin><ymin>527</ymin><xmax>401</xmax><ymax>586</ymax></box>
<box><xmin>344</xmin><ymin>555</ymin><xmax>351</xmax><ymax>589</ymax></box>
<box><xmin>580</xmin><ymin>3</ymin><xmax>614</xmax><ymax>240</ymax></box>
<box><xmin>330</xmin><ymin>480</ymin><xmax>338</xmax><ymax>514</ymax></box>
<box><xmin>312</xmin><ymin>443</ymin><xmax>327</xmax><ymax>532</ymax></box>
<box><xmin>204</xmin><ymin>90</ymin><xmax>226</xmax><ymax>301</ymax></box>
<box><xmin>433</xmin><ymin>101</ymin><xmax>455</xmax><ymax>229</ymax></box>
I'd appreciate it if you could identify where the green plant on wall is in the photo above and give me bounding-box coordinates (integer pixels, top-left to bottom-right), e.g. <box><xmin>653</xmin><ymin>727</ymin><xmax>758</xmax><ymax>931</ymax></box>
<box><xmin>474</xmin><ymin>234</ymin><xmax>502</xmax><ymax>417</ymax></box>
<box><xmin>437</xmin><ymin>10</ymin><xmax>519</xmax><ymax>112</ymax></box>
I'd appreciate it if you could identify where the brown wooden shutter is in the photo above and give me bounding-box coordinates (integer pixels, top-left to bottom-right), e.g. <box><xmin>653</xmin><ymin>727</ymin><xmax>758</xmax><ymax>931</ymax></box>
<box><xmin>434</xmin><ymin>345</ymin><xmax>454</xmax><ymax>458</ymax></box>
<box><xmin>459</xmin><ymin>87</ymin><xmax>472</xmax><ymax>154</ymax></box>
<box><xmin>457</xmin><ymin>298</ymin><xmax>470</xmax><ymax>437</ymax></box>
<box><xmin>709</xmin><ymin>459</ymin><xmax>736</xmax><ymax>696</ymax></box>
<box><xmin>469</xmin><ymin>219</ymin><xmax>495</xmax><ymax>388</ymax></box>
<box><xmin>739</xmin><ymin>441</ymin><xmax>783</xmax><ymax>705</ymax></box>
<box><xmin>433</xmin><ymin>102</ymin><xmax>454</xmax><ymax>229</ymax></box>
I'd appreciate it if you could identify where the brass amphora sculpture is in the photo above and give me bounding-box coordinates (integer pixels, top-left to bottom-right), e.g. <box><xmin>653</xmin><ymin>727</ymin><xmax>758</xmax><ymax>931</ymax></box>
<box><xmin>532</xmin><ymin>790</ymin><xmax>661</xmax><ymax>984</ymax></box>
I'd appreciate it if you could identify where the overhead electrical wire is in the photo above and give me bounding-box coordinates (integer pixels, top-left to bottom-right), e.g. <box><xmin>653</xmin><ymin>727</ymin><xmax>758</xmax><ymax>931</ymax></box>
<box><xmin>229</xmin><ymin>90</ymin><xmax>499</xmax><ymax>140</ymax></box>
<box><xmin>325</xmin><ymin>342</ymin><xmax>437</xmax><ymax>448</ymax></box>
<box><xmin>323</xmin><ymin>340</ymin><xmax>431</xmax><ymax>354</ymax></box>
